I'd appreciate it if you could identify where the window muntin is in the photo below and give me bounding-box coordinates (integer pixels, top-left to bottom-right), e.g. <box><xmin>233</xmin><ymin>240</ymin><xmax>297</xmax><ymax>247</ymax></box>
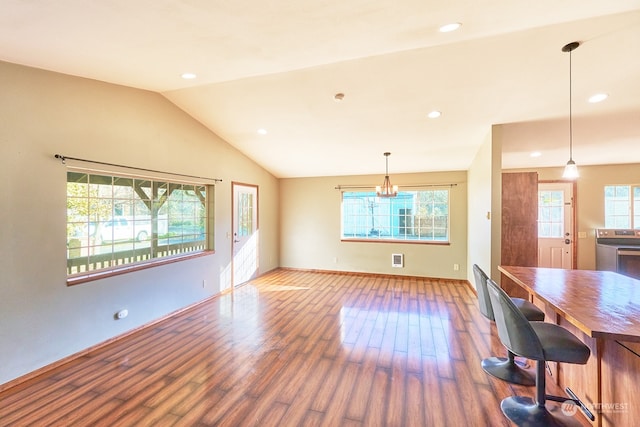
<box><xmin>341</xmin><ymin>189</ymin><xmax>449</xmax><ymax>242</ymax></box>
<box><xmin>66</xmin><ymin>171</ymin><xmax>212</xmax><ymax>277</ymax></box>
<box><xmin>604</xmin><ymin>185</ymin><xmax>640</xmax><ymax>229</ymax></box>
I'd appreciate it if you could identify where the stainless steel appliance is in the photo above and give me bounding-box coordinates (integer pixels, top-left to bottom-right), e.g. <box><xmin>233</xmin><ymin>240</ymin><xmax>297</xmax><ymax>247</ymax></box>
<box><xmin>595</xmin><ymin>229</ymin><xmax>640</xmax><ymax>280</ymax></box>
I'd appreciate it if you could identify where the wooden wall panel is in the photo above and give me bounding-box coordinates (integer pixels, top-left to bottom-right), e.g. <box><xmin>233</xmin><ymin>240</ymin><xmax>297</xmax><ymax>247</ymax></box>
<box><xmin>600</xmin><ymin>340</ymin><xmax>640</xmax><ymax>426</ymax></box>
<box><xmin>557</xmin><ymin>318</ymin><xmax>600</xmax><ymax>426</ymax></box>
<box><xmin>501</xmin><ymin>172</ymin><xmax>538</xmax><ymax>298</ymax></box>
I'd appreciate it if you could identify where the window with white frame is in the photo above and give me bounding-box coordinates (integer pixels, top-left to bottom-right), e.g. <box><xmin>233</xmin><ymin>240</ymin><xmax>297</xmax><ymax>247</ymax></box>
<box><xmin>66</xmin><ymin>170</ymin><xmax>213</xmax><ymax>278</ymax></box>
<box><xmin>604</xmin><ymin>185</ymin><xmax>640</xmax><ymax>229</ymax></box>
<box><xmin>341</xmin><ymin>189</ymin><xmax>450</xmax><ymax>242</ymax></box>
<box><xmin>538</xmin><ymin>190</ymin><xmax>564</xmax><ymax>237</ymax></box>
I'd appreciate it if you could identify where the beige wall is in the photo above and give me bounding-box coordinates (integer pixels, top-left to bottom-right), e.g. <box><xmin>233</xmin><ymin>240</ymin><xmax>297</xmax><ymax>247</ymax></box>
<box><xmin>467</xmin><ymin>131</ymin><xmax>496</xmax><ymax>281</ymax></box>
<box><xmin>505</xmin><ymin>163</ymin><xmax>640</xmax><ymax>270</ymax></box>
<box><xmin>279</xmin><ymin>171</ymin><xmax>468</xmax><ymax>279</ymax></box>
<box><xmin>5</xmin><ymin>56</ymin><xmax>631</xmax><ymax>388</ymax></box>
<box><xmin>0</xmin><ymin>61</ymin><xmax>279</xmax><ymax>385</ymax></box>
<box><xmin>490</xmin><ymin>127</ymin><xmax>503</xmax><ymax>281</ymax></box>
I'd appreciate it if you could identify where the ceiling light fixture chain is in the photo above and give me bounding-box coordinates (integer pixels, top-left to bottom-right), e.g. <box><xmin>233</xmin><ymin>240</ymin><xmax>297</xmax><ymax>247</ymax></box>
<box><xmin>376</xmin><ymin>152</ymin><xmax>398</xmax><ymax>197</ymax></box>
<box><xmin>562</xmin><ymin>41</ymin><xmax>580</xmax><ymax>179</ymax></box>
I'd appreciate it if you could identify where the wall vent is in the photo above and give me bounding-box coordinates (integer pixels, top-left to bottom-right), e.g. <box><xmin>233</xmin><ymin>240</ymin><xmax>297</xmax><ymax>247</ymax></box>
<box><xmin>392</xmin><ymin>253</ymin><xmax>404</xmax><ymax>268</ymax></box>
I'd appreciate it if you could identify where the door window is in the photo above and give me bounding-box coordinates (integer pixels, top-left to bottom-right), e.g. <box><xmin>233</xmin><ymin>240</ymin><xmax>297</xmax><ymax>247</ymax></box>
<box><xmin>538</xmin><ymin>190</ymin><xmax>564</xmax><ymax>237</ymax></box>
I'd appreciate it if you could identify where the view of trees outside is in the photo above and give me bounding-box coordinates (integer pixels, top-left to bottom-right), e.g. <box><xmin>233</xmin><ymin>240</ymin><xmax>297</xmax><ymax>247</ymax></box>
<box><xmin>236</xmin><ymin>192</ymin><xmax>254</xmax><ymax>237</ymax></box>
<box><xmin>341</xmin><ymin>189</ymin><xmax>449</xmax><ymax>241</ymax></box>
<box><xmin>66</xmin><ymin>171</ymin><xmax>208</xmax><ymax>274</ymax></box>
<box><xmin>604</xmin><ymin>185</ymin><xmax>640</xmax><ymax>229</ymax></box>
<box><xmin>414</xmin><ymin>190</ymin><xmax>448</xmax><ymax>239</ymax></box>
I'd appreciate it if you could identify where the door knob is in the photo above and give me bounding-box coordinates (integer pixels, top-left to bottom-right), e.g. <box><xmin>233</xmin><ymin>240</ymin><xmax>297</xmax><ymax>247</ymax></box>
<box><xmin>565</xmin><ymin>239</ymin><xmax>571</xmax><ymax>244</ymax></box>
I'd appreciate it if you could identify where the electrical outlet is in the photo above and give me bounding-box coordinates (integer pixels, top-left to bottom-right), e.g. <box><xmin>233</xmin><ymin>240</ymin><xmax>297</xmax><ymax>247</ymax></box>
<box><xmin>453</xmin><ymin>264</ymin><xmax>460</xmax><ymax>271</ymax></box>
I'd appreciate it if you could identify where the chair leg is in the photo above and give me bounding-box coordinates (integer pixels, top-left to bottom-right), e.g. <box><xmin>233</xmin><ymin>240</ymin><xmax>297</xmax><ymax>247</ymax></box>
<box><xmin>536</xmin><ymin>359</ymin><xmax>546</xmax><ymax>406</ymax></box>
<box><xmin>546</xmin><ymin>387</ymin><xmax>596</xmax><ymax>421</ymax></box>
<box><xmin>481</xmin><ymin>350</ymin><xmax>535</xmax><ymax>386</ymax></box>
<box><xmin>499</xmin><ymin>360</ymin><xmax>585</xmax><ymax>426</ymax></box>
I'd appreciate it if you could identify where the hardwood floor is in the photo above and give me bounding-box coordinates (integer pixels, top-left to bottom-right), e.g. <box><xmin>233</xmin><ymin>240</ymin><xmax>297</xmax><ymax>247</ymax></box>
<box><xmin>0</xmin><ymin>269</ymin><xmax>591</xmax><ymax>426</ymax></box>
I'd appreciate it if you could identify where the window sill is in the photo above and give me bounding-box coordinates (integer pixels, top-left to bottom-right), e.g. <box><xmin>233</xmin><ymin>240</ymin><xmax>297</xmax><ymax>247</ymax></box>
<box><xmin>66</xmin><ymin>250</ymin><xmax>215</xmax><ymax>286</ymax></box>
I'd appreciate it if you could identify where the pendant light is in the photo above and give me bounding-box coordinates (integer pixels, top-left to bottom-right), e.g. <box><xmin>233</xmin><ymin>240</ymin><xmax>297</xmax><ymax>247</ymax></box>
<box><xmin>562</xmin><ymin>41</ymin><xmax>580</xmax><ymax>179</ymax></box>
<box><xmin>376</xmin><ymin>152</ymin><xmax>398</xmax><ymax>197</ymax></box>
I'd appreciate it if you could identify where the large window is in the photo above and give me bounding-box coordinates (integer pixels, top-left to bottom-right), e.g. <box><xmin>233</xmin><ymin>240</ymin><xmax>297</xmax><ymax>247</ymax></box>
<box><xmin>66</xmin><ymin>170</ymin><xmax>213</xmax><ymax>279</ymax></box>
<box><xmin>341</xmin><ymin>189</ymin><xmax>449</xmax><ymax>242</ymax></box>
<box><xmin>604</xmin><ymin>185</ymin><xmax>640</xmax><ymax>229</ymax></box>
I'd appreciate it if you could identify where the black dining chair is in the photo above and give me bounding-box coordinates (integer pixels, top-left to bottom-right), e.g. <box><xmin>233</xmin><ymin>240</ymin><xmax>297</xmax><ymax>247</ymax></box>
<box><xmin>473</xmin><ymin>264</ymin><xmax>545</xmax><ymax>386</ymax></box>
<box><xmin>486</xmin><ymin>277</ymin><xmax>592</xmax><ymax>426</ymax></box>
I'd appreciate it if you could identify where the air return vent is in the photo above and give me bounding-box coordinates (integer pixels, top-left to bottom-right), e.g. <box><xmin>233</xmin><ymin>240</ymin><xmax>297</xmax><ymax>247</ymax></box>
<box><xmin>392</xmin><ymin>253</ymin><xmax>404</xmax><ymax>268</ymax></box>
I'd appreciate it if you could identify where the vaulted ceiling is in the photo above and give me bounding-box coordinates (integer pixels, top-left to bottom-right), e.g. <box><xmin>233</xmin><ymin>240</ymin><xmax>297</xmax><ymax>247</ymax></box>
<box><xmin>2</xmin><ymin>0</ymin><xmax>639</xmax><ymax>177</ymax></box>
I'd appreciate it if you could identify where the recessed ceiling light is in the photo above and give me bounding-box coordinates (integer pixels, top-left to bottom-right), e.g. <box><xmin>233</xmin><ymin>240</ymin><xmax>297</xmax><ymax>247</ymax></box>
<box><xmin>439</xmin><ymin>22</ymin><xmax>461</xmax><ymax>33</ymax></box>
<box><xmin>257</xmin><ymin>128</ymin><xmax>268</xmax><ymax>135</ymax></box>
<box><xmin>181</xmin><ymin>73</ymin><xmax>197</xmax><ymax>80</ymax></box>
<box><xmin>530</xmin><ymin>151</ymin><xmax>542</xmax><ymax>158</ymax></box>
<box><xmin>427</xmin><ymin>111</ymin><xmax>442</xmax><ymax>119</ymax></box>
<box><xmin>588</xmin><ymin>93</ymin><xmax>608</xmax><ymax>103</ymax></box>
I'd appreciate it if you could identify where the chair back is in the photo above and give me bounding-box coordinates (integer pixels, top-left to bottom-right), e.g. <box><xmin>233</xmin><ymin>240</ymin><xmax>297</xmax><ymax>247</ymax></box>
<box><xmin>473</xmin><ymin>264</ymin><xmax>494</xmax><ymax>320</ymax></box>
<box><xmin>486</xmin><ymin>278</ymin><xmax>545</xmax><ymax>360</ymax></box>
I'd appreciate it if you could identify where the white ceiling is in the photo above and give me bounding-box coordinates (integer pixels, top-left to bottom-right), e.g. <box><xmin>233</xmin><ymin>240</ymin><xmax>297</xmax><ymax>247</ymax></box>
<box><xmin>2</xmin><ymin>0</ymin><xmax>639</xmax><ymax>178</ymax></box>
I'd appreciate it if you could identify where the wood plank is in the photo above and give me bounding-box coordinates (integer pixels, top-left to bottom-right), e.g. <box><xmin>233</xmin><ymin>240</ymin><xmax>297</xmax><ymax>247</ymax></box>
<box><xmin>601</xmin><ymin>340</ymin><xmax>640</xmax><ymax>426</ymax></box>
<box><xmin>499</xmin><ymin>266</ymin><xmax>640</xmax><ymax>342</ymax></box>
<box><xmin>0</xmin><ymin>269</ymin><xmax>591</xmax><ymax>427</ymax></box>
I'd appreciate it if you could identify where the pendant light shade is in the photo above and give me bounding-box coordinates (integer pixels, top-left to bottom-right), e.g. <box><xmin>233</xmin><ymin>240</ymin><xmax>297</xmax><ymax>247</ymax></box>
<box><xmin>563</xmin><ymin>159</ymin><xmax>579</xmax><ymax>179</ymax></box>
<box><xmin>376</xmin><ymin>152</ymin><xmax>398</xmax><ymax>197</ymax></box>
<box><xmin>562</xmin><ymin>41</ymin><xmax>580</xmax><ymax>179</ymax></box>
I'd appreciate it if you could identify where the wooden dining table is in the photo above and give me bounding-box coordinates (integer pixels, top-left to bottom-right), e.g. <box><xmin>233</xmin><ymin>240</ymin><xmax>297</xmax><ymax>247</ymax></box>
<box><xmin>498</xmin><ymin>266</ymin><xmax>640</xmax><ymax>426</ymax></box>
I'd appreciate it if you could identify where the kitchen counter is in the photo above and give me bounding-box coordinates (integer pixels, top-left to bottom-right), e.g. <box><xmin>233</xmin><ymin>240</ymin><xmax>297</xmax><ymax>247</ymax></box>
<box><xmin>498</xmin><ymin>266</ymin><xmax>640</xmax><ymax>426</ymax></box>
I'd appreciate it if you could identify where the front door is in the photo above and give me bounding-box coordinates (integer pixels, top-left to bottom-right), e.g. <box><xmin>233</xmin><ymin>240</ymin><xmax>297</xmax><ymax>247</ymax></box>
<box><xmin>538</xmin><ymin>182</ymin><xmax>575</xmax><ymax>269</ymax></box>
<box><xmin>232</xmin><ymin>183</ymin><xmax>259</xmax><ymax>287</ymax></box>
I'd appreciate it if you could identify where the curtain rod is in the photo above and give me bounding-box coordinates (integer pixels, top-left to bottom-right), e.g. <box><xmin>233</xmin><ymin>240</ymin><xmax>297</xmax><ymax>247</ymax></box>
<box><xmin>335</xmin><ymin>183</ymin><xmax>457</xmax><ymax>190</ymax></box>
<box><xmin>54</xmin><ymin>154</ymin><xmax>222</xmax><ymax>183</ymax></box>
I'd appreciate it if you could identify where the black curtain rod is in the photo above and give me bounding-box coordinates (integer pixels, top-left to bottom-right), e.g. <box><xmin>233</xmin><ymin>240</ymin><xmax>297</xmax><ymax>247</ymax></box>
<box><xmin>335</xmin><ymin>183</ymin><xmax>457</xmax><ymax>190</ymax></box>
<box><xmin>54</xmin><ymin>154</ymin><xmax>222</xmax><ymax>183</ymax></box>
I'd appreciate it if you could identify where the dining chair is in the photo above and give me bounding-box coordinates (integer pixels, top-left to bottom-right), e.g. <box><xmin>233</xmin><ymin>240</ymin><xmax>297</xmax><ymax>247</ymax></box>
<box><xmin>486</xmin><ymin>277</ymin><xmax>593</xmax><ymax>426</ymax></box>
<box><xmin>473</xmin><ymin>264</ymin><xmax>544</xmax><ymax>386</ymax></box>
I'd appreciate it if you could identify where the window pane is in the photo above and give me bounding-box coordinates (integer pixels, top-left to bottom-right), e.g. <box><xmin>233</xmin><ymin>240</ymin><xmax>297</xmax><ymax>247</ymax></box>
<box><xmin>538</xmin><ymin>190</ymin><xmax>563</xmax><ymax>238</ymax></box>
<box><xmin>617</xmin><ymin>186</ymin><xmax>630</xmax><ymax>198</ymax></box>
<box><xmin>136</xmin><ymin>180</ymin><xmax>152</xmax><ymax>200</ymax></box>
<box><xmin>604</xmin><ymin>185</ymin><xmax>631</xmax><ymax>229</ymax></box>
<box><xmin>341</xmin><ymin>189</ymin><xmax>450</xmax><ymax>242</ymax></box>
<box><xmin>66</xmin><ymin>171</ymin><xmax>211</xmax><ymax>277</ymax></box>
<box><xmin>634</xmin><ymin>186</ymin><xmax>640</xmax><ymax>229</ymax></box>
<box><xmin>237</xmin><ymin>192</ymin><xmax>254</xmax><ymax>237</ymax></box>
